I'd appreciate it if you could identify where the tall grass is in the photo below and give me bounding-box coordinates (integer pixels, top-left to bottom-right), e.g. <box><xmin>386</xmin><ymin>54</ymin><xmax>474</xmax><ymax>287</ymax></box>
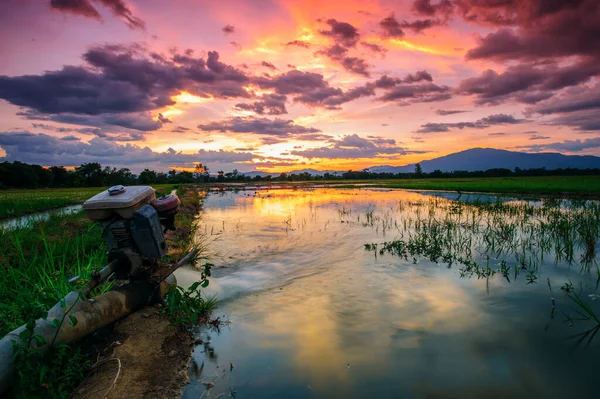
<box><xmin>0</xmin><ymin>184</ymin><xmax>176</xmax><ymax>219</ymax></box>
<box><xmin>0</xmin><ymin>212</ymin><xmax>108</xmax><ymax>336</ymax></box>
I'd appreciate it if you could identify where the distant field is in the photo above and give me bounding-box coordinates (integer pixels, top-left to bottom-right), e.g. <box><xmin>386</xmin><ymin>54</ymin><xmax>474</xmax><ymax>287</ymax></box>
<box><xmin>2</xmin><ymin>177</ymin><xmax>598</xmax><ymax>220</ymax></box>
<box><xmin>0</xmin><ymin>184</ymin><xmax>175</xmax><ymax>219</ymax></box>
<box><xmin>337</xmin><ymin>175</ymin><xmax>600</xmax><ymax>195</ymax></box>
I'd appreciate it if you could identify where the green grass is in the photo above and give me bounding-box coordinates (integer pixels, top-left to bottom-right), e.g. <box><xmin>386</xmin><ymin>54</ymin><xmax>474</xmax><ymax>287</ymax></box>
<box><xmin>0</xmin><ymin>210</ymin><xmax>111</xmax><ymax>398</ymax></box>
<box><xmin>0</xmin><ymin>184</ymin><xmax>200</xmax><ymax>397</ymax></box>
<box><xmin>0</xmin><ymin>184</ymin><xmax>175</xmax><ymax>219</ymax></box>
<box><xmin>0</xmin><ymin>211</ymin><xmax>108</xmax><ymax>336</ymax></box>
<box><xmin>336</xmin><ymin>175</ymin><xmax>600</xmax><ymax>195</ymax></box>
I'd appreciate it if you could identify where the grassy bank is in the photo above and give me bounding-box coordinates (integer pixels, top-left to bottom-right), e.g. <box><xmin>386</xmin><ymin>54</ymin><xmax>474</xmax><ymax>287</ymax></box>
<box><xmin>165</xmin><ymin>185</ymin><xmax>204</xmax><ymax>261</ymax></box>
<box><xmin>0</xmin><ymin>184</ymin><xmax>200</xmax><ymax>335</ymax></box>
<box><xmin>0</xmin><ymin>184</ymin><xmax>175</xmax><ymax>219</ymax></box>
<box><xmin>335</xmin><ymin>175</ymin><xmax>600</xmax><ymax>195</ymax></box>
<box><xmin>0</xmin><ymin>212</ymin><xmax>107</xmax><ymax>336</ymax></box>
<box><xmin>0</xmin><ymin>211</ymin><xmax>108</xmax><ymax>397</ymax></box>
<box><xmin>0</xmin><ymin>184</ymin><xmax>206</xmax><ymax>398</ymax></box>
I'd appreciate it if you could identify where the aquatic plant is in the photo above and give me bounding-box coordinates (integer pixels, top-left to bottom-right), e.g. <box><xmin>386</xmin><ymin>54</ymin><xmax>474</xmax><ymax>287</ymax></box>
<box><xmin>362</xmin><ymin>196</ymin><xmax>600</xmax><ymax>337</ymax></box>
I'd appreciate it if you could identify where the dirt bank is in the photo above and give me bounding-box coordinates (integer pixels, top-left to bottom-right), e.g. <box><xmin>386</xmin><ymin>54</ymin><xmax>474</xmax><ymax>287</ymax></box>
<box><xmin>106</xmin><ymin>306</ymin><xmax>194</xmax><ymax>398</ymax></box>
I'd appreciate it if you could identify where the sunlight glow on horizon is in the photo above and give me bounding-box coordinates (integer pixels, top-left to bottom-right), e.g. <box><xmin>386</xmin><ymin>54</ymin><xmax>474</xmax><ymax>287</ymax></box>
<box><xmin>0</xmin><ymin>0</ymin><xmax>597</xmax><ymax>173</ymax></box>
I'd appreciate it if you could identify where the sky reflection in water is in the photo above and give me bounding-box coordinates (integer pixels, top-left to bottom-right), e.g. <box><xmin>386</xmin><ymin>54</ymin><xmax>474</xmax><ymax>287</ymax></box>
<box><xmin>179</xmin><ymin>188</ymin><xmax>599</xmax><ymax>399</ymax></box>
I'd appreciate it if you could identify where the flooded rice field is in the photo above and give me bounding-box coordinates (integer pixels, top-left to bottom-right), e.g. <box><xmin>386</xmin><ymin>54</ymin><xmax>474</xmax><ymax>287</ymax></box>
<box><xmin>0</xmin><ymin>204</ymin><xmax>82</xmax><ymax>230</ymax></box>
<box><xmin>177</xmin><ymin>188</ymin><xmax>600</xmax><ymax>399</ymax></box>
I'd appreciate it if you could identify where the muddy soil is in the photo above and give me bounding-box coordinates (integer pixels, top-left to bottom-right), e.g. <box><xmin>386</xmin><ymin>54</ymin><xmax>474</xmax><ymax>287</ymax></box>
<box><xmin>107</xmin><ymin>306</ymin><xmax>193</xmax><ymax>399</ymax></box>
<box><xmin>74</xmin><ymin>306</ymin><xmax>194</xmax><ymax>399</ymax></box>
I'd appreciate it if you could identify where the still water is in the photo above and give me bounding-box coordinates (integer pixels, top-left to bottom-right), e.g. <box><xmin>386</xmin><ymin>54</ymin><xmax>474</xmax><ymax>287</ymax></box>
<box><xmin>178</xmin><ymin>188</ymin><xmax>599</xmax><ymax>399</ymax></box>
<box><xmin>0</xmin><ymin>204</ymin><xmax>82</xmax><ymax>230</ymax></box>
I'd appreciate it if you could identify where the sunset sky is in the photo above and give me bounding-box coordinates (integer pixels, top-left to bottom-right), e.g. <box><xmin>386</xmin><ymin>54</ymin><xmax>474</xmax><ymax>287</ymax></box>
<box><xmin>0</xmin><ymin>0</ymin><xmax>599</xmax><ymax>173</ymax></box>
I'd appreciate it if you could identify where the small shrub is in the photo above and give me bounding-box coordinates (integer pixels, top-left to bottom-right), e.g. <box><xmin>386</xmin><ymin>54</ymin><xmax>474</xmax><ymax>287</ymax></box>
<box><xmin>161</xmin><ymin>263</ymin><xmax>216</xmax><ymax>331</ymax></box>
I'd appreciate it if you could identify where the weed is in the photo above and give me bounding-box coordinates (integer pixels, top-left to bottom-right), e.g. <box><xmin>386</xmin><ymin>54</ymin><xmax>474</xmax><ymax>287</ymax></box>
<box><xmin>10</xmin><ymin>294</ymin><xmax>89</xmax><ymax>399</ymax></box>
<box><xmin>364</xmin><ymin>195</ymin><xmax>600</xmax><ymax>336</ymax></box>
<box><xmin>161</xmin><ymin>262</ymin><xmax>217</xmax><ymax>331</ymax></box>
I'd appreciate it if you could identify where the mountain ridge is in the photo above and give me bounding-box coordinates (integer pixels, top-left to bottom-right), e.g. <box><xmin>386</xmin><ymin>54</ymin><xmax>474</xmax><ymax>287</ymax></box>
<box><xmin>242</xmin><ymin>148</ymin><xmax>600</xmax><ymax>176</ymax></box>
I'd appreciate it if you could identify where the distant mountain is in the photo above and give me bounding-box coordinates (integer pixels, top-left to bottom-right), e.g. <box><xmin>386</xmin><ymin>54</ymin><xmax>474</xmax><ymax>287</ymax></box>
<box><xmin>367</xmin><ymin>148</ymin><xmax>600</xmax><ymax>174</ymax></box>
<box><xmin>242</xmin><ymin>168</ymin><xmax>340</xmax><ymax>178</ymax></box>
<box><xmin>242</xmin><ymin>148</ymin><xmax>600</xmax><ymax>176</ymax></box>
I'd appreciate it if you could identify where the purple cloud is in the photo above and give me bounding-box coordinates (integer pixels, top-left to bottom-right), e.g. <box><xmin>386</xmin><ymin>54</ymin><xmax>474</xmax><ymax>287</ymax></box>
<box><xmin>416</xmin><ymin>113</ymin><xmax>526</xmax><ymax>133</ymax></box>
<box><xmin>49</xmin><ymin>0</ymin><xmax>145</xmax><ymax>29</ymax></box>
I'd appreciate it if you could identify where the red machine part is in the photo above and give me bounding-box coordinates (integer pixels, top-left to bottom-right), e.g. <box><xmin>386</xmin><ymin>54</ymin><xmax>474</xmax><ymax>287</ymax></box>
<box><xmin>152</xmin><ymin>194</ymin><xmax>180</xmax><ymax>216</ymax></box>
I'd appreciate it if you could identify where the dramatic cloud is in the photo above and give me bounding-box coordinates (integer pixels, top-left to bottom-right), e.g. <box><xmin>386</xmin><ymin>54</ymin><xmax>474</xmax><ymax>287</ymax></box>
<box><xmin>528</xmin><ymin>83</ymin><xmax>600</xmax><ymax>116</ymax></box>
<box><xmin>316</xmin><ymin>43</ymin><xmax>371</xmax><ymax>77</ymax></box>
<box><xmin>367</xmin><ymin>135</ymin><xmax>397</xmax><ymax>145</ymax></box>
<box><xmin>401</xmin><ymin>19</ymin><xmax>439</xmax><ymax>33</ymax></box>
<box><xmin>291</xmin><ymin>134</ymin><xmax>424</xmax><ymax>159</ymax></box>
<box><xmin>0</xmin><ymin>44</ymin><xmax>259</xmax><ymax>131</ymax></box>
<box><xmin>18</xmin><ymin>110</ymin><xmax>165</xmax><ymax>133</ymax></box>
<box><xmin>416</xmin><ymin>113</ymin><xmax>526</xmax><ymax>133</ymax></box>
<box><xmin>61</xmin><ymin>135</ymin><xmax>81</xmax><ymax>141</ymax></box>
<box><xmin>254</xmin><ymin>70</ymin><xmax>329</xmax><ymax>95</ymax></box>
<box><xmin>3</xmin><ymin>0</ymin><xmax>600</xmax><ymax>171</ymax></box>
<box><xmin>318</xmin><ymin>19</ymin><xmax>360</xmax><ymax>47</ymax></box>
<box><xmin>31</xmin><ymin>123</ymin><xmax>53</xmax><ymax>130</ymax></box>
<box><xmin>49</xmin><ymin>0</ymin><xmax>145</xmax><ymax>29</ymax></box>
<box><xmin>253</xmin><ymin>69</ymin><xmax>369</xmax><ymax>107</ymax></box>
<box><xmin>0</xmin><ymin>44</ymin><xmax>251</xmax><ymax>115</ymax></box>
<box><xmin>436</xmin><ymin>109</ymin><xmax>468</xmax><ymax>116</ymax></box>
<box><xmin>516</xmin><ymin>137</ymin><xmax>600</xmax><ymax>153</ymax></box>
<box><xmin>171</xmin><ymin>126</ymin><xmax>191</xmax><ymax>133</ymax></box>
<box><xmin>286</xmin><ymin>71</ymin><xmax>449</xmax><ymax>108</ymax></box>
<box><xmin>463</xmin><ymin>1</ymin><xmax>600</xmax><ymax>62</ymax></box>
<box><xmin>257</xmin><ymin>69</ymin><xmax>446</xmax><ymax>109</ymax></box>
<box><xmin>234</xmin><ymin>93</ymin><xmax>288</xmax><ymax>115</ymax></box>
<box><xmin>317</xmin><ymin>44</ymin><xmax>348</xmax><ymax>60</ymax></box>
<box><xmin>541</xmin><ymin>111</ymin><xmax>600</xmax><ymax>132</ymax></box>
<box><xmin>412</xmin><ymin>0</ymin><xmax>453</xmax><ymax>18</ymax></box>
<box><xmin>403</xmin><ymin>70</ymin><xmax>433</xmax><ymax>83</ymax></box>
<box><xmin>222</xmin><ymin>24</ymin><xmax>235</xmax><ymax>34</ymax></box>
<box><xmin>314</xmin><ymin>18</ymin><xmax>376</xmax><ymax>76</ymax></box>
<box><xmin>380</xmin><ymin>13</ymin><xmax>443</xmax><ymax>37</ymax></box>
<box><xmin>379</xmin><ymin>14</ymin><xmax>405</xmax><ymax>38</ymax></box>
<box><xmin>260</xmin><ymin>61</ymin><xmax>278</xmax><ymax>71</ymax></box>
<box><xmin>360</xmin><ymin>42</ymin><xmax>387</xmax><ymax>55</ymax></box>
<box><xmin>367</xmin><ymin>71</ymin><xmax>452</xmax><ymax>106</ymax></box>
<box><xmin>197</xmin><ymin>117</ymin><xmax>320</xmax><ymax>137</ymax></box>
<box><xmin>0</xmin><ymin>132</ymin><xmax>254</xmax><ymax>169</ymax></box>
<box><xmin>456</xmin><ymin>61</ymin><xmax>600</xmax><ymax>105</ymax></box>
<box><xmin>452</xmin><ymin>0</ymin><xmax>600</xmax><ymax>124</ymax></box>
<box><xmin>341</xmin><ymin>57</ymin><xmax>370</xmax><ymax>77</ymax></box>
<box><xmin>285</xmin><ymin>40</ymin><xmax>311</xmax><ymax>48</ymax></box>
<box><xmin>527</xmin><ymin>83</ymin><xmax>600</xmax><ymax>131</ymax></box>
<box><xmin>378</xmin><ymin>82</ymin><xmax>451</xmax><ymax>105</ymax></box>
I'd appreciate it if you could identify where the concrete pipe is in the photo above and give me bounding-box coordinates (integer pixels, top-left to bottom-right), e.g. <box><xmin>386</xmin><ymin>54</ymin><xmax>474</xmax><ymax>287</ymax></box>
<box><xmin>0</xmin><ymin>277</ymin><xmax>175</xmax><ymax>395</ymax></box>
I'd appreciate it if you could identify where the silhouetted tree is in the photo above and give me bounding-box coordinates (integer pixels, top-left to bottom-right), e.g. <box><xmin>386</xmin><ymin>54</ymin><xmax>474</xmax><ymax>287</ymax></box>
<box><xmin>415</xmin><ymin>163</ymin><xmax>423</xmax><ymax>178</ymax></box>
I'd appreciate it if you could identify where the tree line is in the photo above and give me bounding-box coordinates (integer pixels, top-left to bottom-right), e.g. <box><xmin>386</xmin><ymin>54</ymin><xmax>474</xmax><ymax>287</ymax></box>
<box><xmin>1</xmin><ymin>160</ymin><xmax>599</xmax><ymax>189</ymax></box>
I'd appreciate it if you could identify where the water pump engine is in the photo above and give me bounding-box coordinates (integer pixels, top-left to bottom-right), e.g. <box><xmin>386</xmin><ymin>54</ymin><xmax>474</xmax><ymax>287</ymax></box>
<box><xmin>83</xmin><ymin>185</ymin><xmax>180</xmax><ymax>280</ymax></box>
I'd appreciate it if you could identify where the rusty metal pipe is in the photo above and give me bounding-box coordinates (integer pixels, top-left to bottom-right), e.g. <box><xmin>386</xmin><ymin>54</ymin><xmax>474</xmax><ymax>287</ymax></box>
<box><xmin>0</xmin><ymin>277</ymin><xmax>175</xmax><ymax>395</ymax></box>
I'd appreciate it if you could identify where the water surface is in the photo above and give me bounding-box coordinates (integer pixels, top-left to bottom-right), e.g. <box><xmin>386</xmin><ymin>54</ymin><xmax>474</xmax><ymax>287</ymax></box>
<box><xmin>178</xmin><ymin>188</ymin><xmax>599</xmax><ymax>399</ymax></box>
<box><xmin>0</xmin><ymin>204</ymin><xmax>82</xmax><ymax>230</ymax></box>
